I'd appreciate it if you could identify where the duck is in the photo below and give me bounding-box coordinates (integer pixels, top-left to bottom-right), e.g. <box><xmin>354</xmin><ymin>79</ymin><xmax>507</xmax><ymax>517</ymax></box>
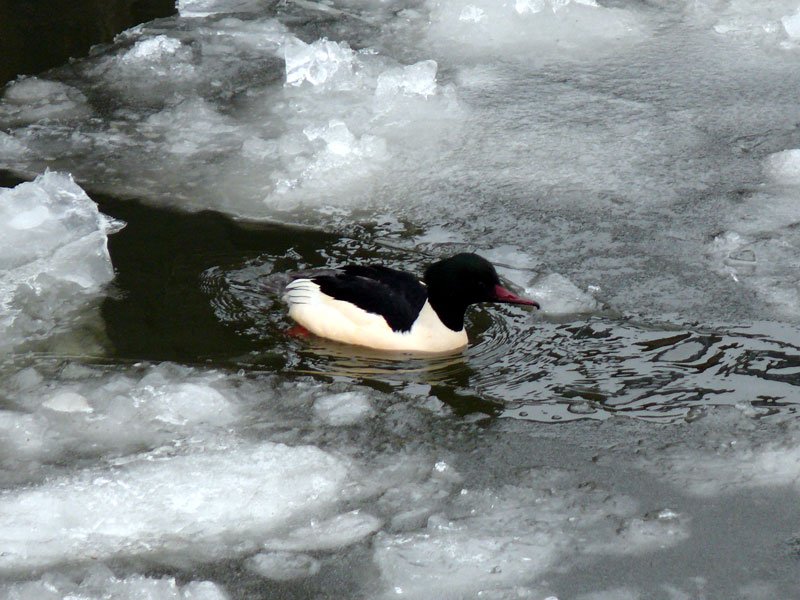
<box><xmin>282</xmin><ymin>253</ymin><xmax>539</xmax><ymax>353</ymax></box>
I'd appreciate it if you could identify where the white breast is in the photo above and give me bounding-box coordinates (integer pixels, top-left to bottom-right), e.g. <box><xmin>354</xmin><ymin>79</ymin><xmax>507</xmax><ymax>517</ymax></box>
<box><xmin>283</xmin><ymin>279</ymin><xmax>467</xmax><ymax>353</ymax></box>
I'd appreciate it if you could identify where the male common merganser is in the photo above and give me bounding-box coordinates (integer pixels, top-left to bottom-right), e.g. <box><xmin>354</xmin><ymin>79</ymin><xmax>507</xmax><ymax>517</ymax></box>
<box><xmin>283</xmin><ymin>253</ymin><xmax>539</xmax><ymax>353</ymax></box>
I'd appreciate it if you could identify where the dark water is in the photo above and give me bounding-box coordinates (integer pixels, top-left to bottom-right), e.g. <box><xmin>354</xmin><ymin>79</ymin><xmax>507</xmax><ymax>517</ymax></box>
<box><xmin>4</xmin><ymin>162</ymin><xmax>799</xmax><ymax>423</ymax></box>
<box><xmin>0</xmin><ymin>0</ymin><xmax>176</xmax><ymax>86</ymax></box>
<box><xmin>66</xmin><ymin>185</ymin><xmax>799</xmax><ymax>423</ymax></box>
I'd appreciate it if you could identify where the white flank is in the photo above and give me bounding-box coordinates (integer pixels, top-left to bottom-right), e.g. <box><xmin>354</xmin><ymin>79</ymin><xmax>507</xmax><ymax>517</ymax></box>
<box><xmin>283</xmin><ymin>279</ymin><xmax>467</xmax><ymax>353</ymax></box>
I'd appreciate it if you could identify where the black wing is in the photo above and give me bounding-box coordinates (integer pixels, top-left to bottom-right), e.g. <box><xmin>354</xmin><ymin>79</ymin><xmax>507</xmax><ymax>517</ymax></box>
<box><xmin>312</xmin><ymin>265</ymin><xmax>428</xmax><ymax>332</ymax></box>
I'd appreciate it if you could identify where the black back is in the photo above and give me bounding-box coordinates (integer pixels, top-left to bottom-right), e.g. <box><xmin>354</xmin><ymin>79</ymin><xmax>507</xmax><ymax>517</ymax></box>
<box><xmin>312</xmin><ymin>265</ymin><xmax>428</xmax><ymax>332</ymax></box>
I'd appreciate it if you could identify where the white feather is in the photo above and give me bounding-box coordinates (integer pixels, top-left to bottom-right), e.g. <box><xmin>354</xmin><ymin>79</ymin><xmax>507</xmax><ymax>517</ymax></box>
<box><xmin>283</xmin><ymin>279</ymin><xmax>467</xmax><ymax>353</ymax></box>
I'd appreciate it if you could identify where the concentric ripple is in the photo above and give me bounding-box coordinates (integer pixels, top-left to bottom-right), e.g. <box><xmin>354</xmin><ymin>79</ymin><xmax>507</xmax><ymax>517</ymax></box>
<box><xmin>203</xmin><ymin>243</ymin><xmax>800</xmax><ymax>423</ymax></box>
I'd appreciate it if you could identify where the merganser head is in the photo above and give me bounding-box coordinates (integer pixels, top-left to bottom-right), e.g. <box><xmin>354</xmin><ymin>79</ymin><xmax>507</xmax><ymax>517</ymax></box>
<box><xmin>423</xmin><ymin>253</ymin><xmax>539</xmax><ymax>332</ymax></box>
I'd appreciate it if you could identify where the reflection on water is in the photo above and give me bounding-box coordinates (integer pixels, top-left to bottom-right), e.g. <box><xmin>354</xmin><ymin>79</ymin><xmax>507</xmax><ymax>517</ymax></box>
<box><xmin>497</xmin><ymin>319</ymin><xmax>800</xmax><ymax>422</ymax></box>
<box><xmin>96</xmin><ymin>196</ymin><xmax>800</xmax><ymax>423</ymax></box>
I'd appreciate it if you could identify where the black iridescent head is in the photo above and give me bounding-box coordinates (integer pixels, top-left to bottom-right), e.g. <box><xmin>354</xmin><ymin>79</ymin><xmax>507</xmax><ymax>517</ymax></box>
<box><xmin>423</xmin><ymin>253</ymin><xmax>539</xmax><ymax>332</ymax></box>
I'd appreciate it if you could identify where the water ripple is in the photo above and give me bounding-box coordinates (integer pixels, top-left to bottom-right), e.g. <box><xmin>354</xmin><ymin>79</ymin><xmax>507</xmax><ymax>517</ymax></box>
<box><xmin>494</xmin><ymin>318</ymin><xmax>800</xmax><ymax>422</ymax></box>
<box><xmin>202</xmin><ymin>248</ymin><xmax>800</xmax><ymax>423</ymax></box>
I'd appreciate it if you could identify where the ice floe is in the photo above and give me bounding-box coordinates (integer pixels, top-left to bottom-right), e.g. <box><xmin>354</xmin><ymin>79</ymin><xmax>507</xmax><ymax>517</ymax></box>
<box><xmin>245</xmin><ymin>551</ymin><xmax>321</xmax><ymax>581</ymax></box>
<box><xmin>695</xmin><ymin>0</ymin><xmax>800</xmax><ymax>47</ymax></box>
<box><xmin>0</xmin><ymin>20</ymin><xmax>459</xmax><ymax>219</ymax></box>
<box><xmin>0</xmin><ymin>78</ymin><xmax>91</xmax><ymax>127</ymax></box>
<box><xmin>264</xmin><ymin>510</ymin><xmax>382</xmax><ymax>551</ymax></box>
<box><xmin>374</xmin><ymin>467</ymin><xmax>688</xmax><ymax>599</ymax></box>
<box><xmin>0</xmin><ymin>441</ymin><xmax>349</xmax><ymax>573</ymax></box>
<box><xmin>1</xmin><ymin>565</ymin><xmax>229</xmax><ymax>600</ymax></box>
<box><xmin>0</xmin><ymin>563</ymin><xmax>229</xmax><ymax>600</ymax></box>
<box><xmin>423</xmin><ymin>0</ymin><xmax>645</xmax><ymax>60</ymax></box>
<box><xmin>641</xmin><ymin>408</ymin><xmax>800</xmax><ymax>497</ymax></box>
<box><xmin>706</xmin><ymin>147</ymin><xmax>800</xmax><ymax>318</ymax></box>
<box><xmin>0</xmin><ymin>172</ymin><xmax>122</xmax><ymax>353</ymax></box>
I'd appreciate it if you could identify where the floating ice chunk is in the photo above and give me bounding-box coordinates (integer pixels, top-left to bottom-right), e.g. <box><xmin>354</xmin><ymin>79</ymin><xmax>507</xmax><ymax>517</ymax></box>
<box><xmin>0</xmin><ymin>363</ymin><xmax>244</xmax><ymax>468</ymax></box>
<box><xmin>515</xmin><ymin>0</ymin><xmax>598</xmax><ymax>15</ymax></box>
<box><xmin>0</xmin><ymin>442</ymin><xmax>349</xmax><ymax>572</ymax></box>
<box><xmin>0</xmin><ymin>172</ymin><xmax>123</xmax><ymax>352</ymax></box>
<box><xmin>245</xmin><ymin>551</ymin><xmax>321</xmax><ymax>581</ymax></box>
<box><xmin>272</xmin><ymin>119</ymin><xmax>388</xmax><ymax>197</ymax></box>
<box><xmin>86</xmin><ymin>33</ymin><xmax>198</xmax><ymax>101</ymax></box>
<box><xmin>0</xmin><ymin>566</ymin><xmax>229</xmax><ymax>600</ymax></box>
<box><xmin>483</xmin><ymin>245</ymin><xmax>538</xmax><ymax>271</ymax></box>
<box><xmin>0</xmin><ymin>23</ymin><xmax>459</xmax><ymax>220</ymax></box>
<box><xmin>0</xmin><ymin>78</ymin><xmax>90</xmax><ymax>126</ymax></box>
<box><xmin>480</xmin><ymin>246</ymin><xmax>540</xmax><ymax>292</ymax></box>
<box><xmin>285</xmin><ymin>38</ymin><xmax>355</xmax><ymax>87</ymax></box>
<box><xmin>0</xmin><ymin>131</ymin><xmax>27</xmax><ymax>158</ymax></box>
<box><xmin>305</xmin><ymin>120</ymin><xmax>359</xmax><ymax>156</ymax></box>
<box><xmin>575</xmin><ymin>589</ymin><xmax>639</xmax><ymax>600</ymax></box>
<box><xmin>374</xmin><ymin>470</ymin><xmax>674</xmax><ymax>598</ymax></box>
<box><xmin>148</xmin><ymin>382</ymin><xmax>234</xmax><ymax>426</ymax></box>
<box><xmin>121</xmin><ymin>35</ymin><xmax>183</xmax><ymax>63</ymax></box>
<box><xmin>144</xmin><ymin>99</ymin><xmax>240</xmax><ymax>156</ymax></box>
<box><xmin>314</xmin><ymin>391</ymin><xmax>374</xmax><ymax>425</ymax></box>
<box><xmin>641</xmin><ymin>408</ymin><xmax>800</xmax><ymax>496</ymax></box>
<box><xmin>41</xmin><ymin>391</ymin><xmax>93</xmax><ymax>413</ymax></box>
<box><xmin>708</xmin><ymin>229</ymin><xmax>800</xmax><ymax>318</ymax></box>
<box><xmin>264</xmin><ymin>510</ymin><xmax>382</xmax><ymax>551</ymax></box>
<box><xmin>178</xmin><ymin>0</ymin><xmax>263</xmax><ymax>17</ymax></box>
<box><xmin>782</xmin><ymin>10</ymin><xmax>800</xmax><ymax>38</ymax></box>
<box><xmin>764</xmin><ymin>148</ymin><xmax>800</xmax><ymax>184</ymax></box>
<box><xmin>459</xmin><ymin>5</ymin><xmax>485</xmax><ymax>22</ymax></box>
<box><xmin>425</xmin><ymin>0</ymin><xmax>644</xmax><ymax>60</ymax></box>
<box><xmin>526</xmin><ymin>273</ymin><xmax>600</xmax><ymax>315</ymax></box>
<box><xmin>375</xmin><ymin>527</ymin><xmax>556</xmax><ymax>599</ymax></box>
<box><xmin>705</xmin><ymin>0</ymin><xmax>800</xmax><ymax>44</ymax></box>
<box><xmin>375</xmin><ymin>60</ymin><xmax>438</xmax><ymax>99</ymax></box>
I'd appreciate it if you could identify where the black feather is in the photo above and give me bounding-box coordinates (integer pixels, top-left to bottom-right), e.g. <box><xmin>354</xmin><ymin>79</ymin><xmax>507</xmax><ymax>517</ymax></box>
<box><xmin>312</xmin><ymin>265</ymin><xmax>427</xmax><ymax>332</ymax></box>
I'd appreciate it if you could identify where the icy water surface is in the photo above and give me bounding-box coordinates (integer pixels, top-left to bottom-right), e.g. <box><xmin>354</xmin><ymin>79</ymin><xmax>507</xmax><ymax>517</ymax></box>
<box><xmin>2</xmin><ymin>0</ymin><xmax>800</xmax><ymax>598</ymax></box>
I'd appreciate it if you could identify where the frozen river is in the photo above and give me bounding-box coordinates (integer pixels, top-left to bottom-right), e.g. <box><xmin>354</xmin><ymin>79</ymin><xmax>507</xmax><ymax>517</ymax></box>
<box><xmin>1</xmin><ymin>0</ymin><xmax>800</xmax><ymax>598</ymax></box>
